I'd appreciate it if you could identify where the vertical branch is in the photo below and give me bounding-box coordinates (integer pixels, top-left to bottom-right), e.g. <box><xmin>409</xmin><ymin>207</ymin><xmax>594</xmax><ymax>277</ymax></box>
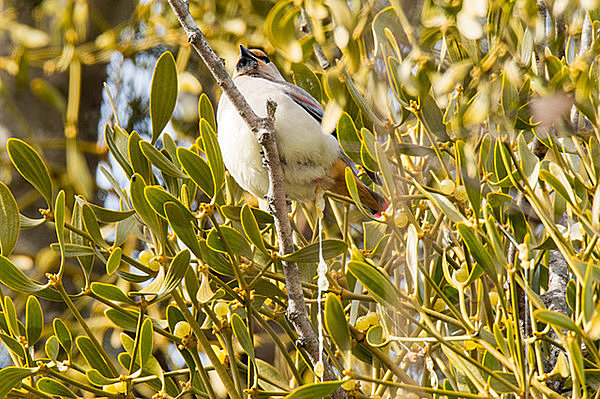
<box><xmin>166</xmin><ymin>1</ymin><xmax>345</xmax><ymax>397</ymax></box>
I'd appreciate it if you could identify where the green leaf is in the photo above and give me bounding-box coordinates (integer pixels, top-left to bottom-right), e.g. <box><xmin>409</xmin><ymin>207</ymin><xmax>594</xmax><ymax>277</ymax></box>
<box><xmin>86</xmin><ymin>369</ymin><xmax>120</xmax><ymax>386</ymax></box>
<box><xmin>0</xmin><ymin>255</ymin><xmax>61</xmax><ymax>301</ymax></box>
<box><xmin>106</xmin><ymin>247</ymin><xmax>122</xmax><ymax>275</ymax></box>
<box><xmin>456</xmin><ymin>223</ymin><xmax>498</xmax><ymax>284</ymax></box>
<box><xmin>139</xmin><ymin>318</ymin><xmax>154</xmax><ymax>367</ymax></box>
<box><xmin>325</xmin><ymin>293</ymin><xmax>351</xmax><ymax>363</ymax></box>
<box><xmin>282</xmin><ymin>239</ymin><xmax>347</xmax><ymax>263</ymax></box>
<box><xmin>91</xmin><ymin>282</ymin><xmax>135</xmax><ymax>305</ymax></box>
<box><xmin>199</xmin><ymin>239</ymin><xmax>234</xmax><ymax>276</ymax></box>
<box><xmin>130</xmin><ymin>174</ymin><xmax>161</xmax><ymax>238</ymax></box>
<box><xmin>53</xmin><ymin>318</ymin><xmax>72</xmax><ymax>354</ymax></box>
<box><xmin>0</xmin><ymin>182</ymin><xmax>20</xmax><ymax>256</ymax></box>
<box><xmin>456</xmin><ymin>141</ymin><xmax>481</xmax><ymax>215</ymax></box>
<box><xmin>488</xmin><ymin>371</ymin><xmax>519</xmax><ymax>394</ymax></box>
<box><xmin>534</xmin><ymin>310</ymin><xmax>581</xmax><ymax>335</ymax></box>
<box><xmin>241</xmin><ymin>204</ymin><xmax>269</xmax><ymax>255</ymax></box>
<box><xmin>487</xmin><ymin>192</ymin><xmax>512</xmax><ymax>210</ymax></box>
<box><xmin>145</xmin><ymin>185</ymin><xmax>195</xmax><ymax>221</ymax></box>
<box><xmin>231</xmin><ymin>313</ymin><xmax>255</xmax><ymax>362</ymax></box>
<box><xmin>199</xmin><ymin>93</ymin><xmax>216</xmax><ymax>132</ymax></box>
<box><xmin>139</xmin><ymin>140</ymin><xmax>187</xmax><ymax>178</ymax></box>
<box><xmin>82</xmin><ymin>203</ymin><xmax>109</xmax><ymax>249</ymax></box>
<box><xmin>221</xmin><ymin>205</ymin><xmax>274</xmax><ymax>225</ymax></box>
<box><xmin>104</xmin><ymin>124</ymin><xmax>134</xmax><ymax>177</ymax></box>
<box><xmin>284</xmin><ymin>380</ymin><xmax>344</xmax><ymax>399</ymax></box>
<box><xmin>417</xmin><ymin>181</ymin><xmax>468</xmax><ymax>224</ymax></box>
<box><xmin>177</xmin><ymin>147</ymin><xmax>215</xmax><ymax>198</ymax></box>
<box><xmin>105</xmin><ymin>308</ymin><xmax>138</xmax><ymax>332</ymax></box>
<box><xmin>360</xmin><ymin>128</ymin><xmax>378</xmax><ymax>172</ymax></box>
<box><xmin>54</xmin><ymin>190</ymin><xmax>66</xmax><ymax>272</ymax></box>
<box><xmin>19</xmin><ymin>214</ymin><xmax>45</xmax><ymax>229</ymax></box>
<box><xmin>567</xmin><ymin>335</ymin><xmax>585</xmax><ymax>386</ymax></box>
<box><xmin>45</xmin><ymin>335</ymin><xmax>59</xmax><ymax>361</ymax></box>
<box><xmin>418</xmin><ymin>95</ymin><xmax>450</xmax><ymax>141</ymax></box>
<box><xmin>128</xmin><ymin>131</ymin><xmax>150</xmax><ymax>181</ymax></box>
<box><xmin>207</xmin><ymin>226</ymin><xmax>252</xmax><ymax>258</ymax></box>
<box><xmin>292</xmin><ymin>63</ymin><xmax>322</xmax><ymax>103</ymax></box>
<box><xmin>37</xmin><ymin>377</ymin><xmax>77</xmax><ymax>398</ymax></box>
<box><xmin>87</xmin><ymin>203</ymin><xmax>135</xmax><ymax>223</ymax></box>
<box><xmin>0</xmin><ymin>332</ymin><xmax>26</xmax><ymax>358</ymax></box>
<box><xmin>50</xmin><ymin>243</ymin><xmax>95</xmax><ymax>257</ymax></box>
<box><xmin>344</xmin><ymin>167</ymin><xmax>377</xmax><ymax>219</ymax></box>
<box><xmin>4</xmin><ymin>296</ymin><xmax>19</xmax><ymax>337</ymax></box>
<box><xmin>25</xmin><ymin>295</ymin><xmax>43</xmax><ymax>346</ymax></box>
<box><xmin>76</xmin><ymin>336</ymin><xmax>117</xmax><ymax>378</ymax></box>
<box><xmin>164</xmin><ymin>202</ymin><xmax>201</xmax><ymax>258</ymax></box>
<box><xmin>7</xmin><ymin>138</ymin><xmax>53</xmax><ymax>206</ymax></box>
<box><xmin>142</xmin><ymin>249</ymin><xmax>190</xmax><ymax>303</ymax></box>
<box><xmin>366</xmin><ymin>325</ymin><xmax>387</xmax><ymax>347</ymax></box>
<box><xmin>0</xmin><ymin>367</ymin><xmax>38</xmax><ymax>398</ymax></box>
<box><xmin>347</xmin><ymin>260</ymin><xmax>402</xmax><ymax>308</ymax></box>
<box><xmin>540</xmin><ymin>166</ymin><xmax>576</xmax><ymax>206</ymax></box>
<box><xmin>265</xmin><ymin>1</ymin><xmax>303</xmax><ymax>62</ymax></box>
<box><xmin>150</xmin><ymin>51</ymin><xmax>178</xmax><ymax>144</ymax></box>
<box><xmin>200</xmin><ymin>119</ymin><xmax>225</xmax><ymax>197</ymax></box>
<box><xmin>337</xmin><ymin>112</ymin><xmax>362</xmax><ymax>165</ymax></box>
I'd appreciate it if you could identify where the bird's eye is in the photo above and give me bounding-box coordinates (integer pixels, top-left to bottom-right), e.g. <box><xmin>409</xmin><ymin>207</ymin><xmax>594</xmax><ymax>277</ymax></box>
<box><xmin>256</xmin><ymin>55</ymin><xmax>270</xmax><ymax>64</ymax></box>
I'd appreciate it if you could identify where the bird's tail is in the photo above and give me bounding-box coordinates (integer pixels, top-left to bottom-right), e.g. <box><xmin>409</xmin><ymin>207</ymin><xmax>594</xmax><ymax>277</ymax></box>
<box><xmin>327</xmin><ymin>158</ymin><xmax>389</xmax><ymax>216</ymax></box>
<box><xmin>356</xmin><ymin>181</ymin><xmax>389</xmax><ymax>217</ymax></box>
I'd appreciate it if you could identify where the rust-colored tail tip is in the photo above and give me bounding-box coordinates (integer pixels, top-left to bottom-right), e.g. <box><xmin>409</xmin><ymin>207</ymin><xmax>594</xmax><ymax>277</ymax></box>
<box><xmin>372</xmin><ymin>198</ymin><xmax>390</xmax><ymax>218</ymax></box>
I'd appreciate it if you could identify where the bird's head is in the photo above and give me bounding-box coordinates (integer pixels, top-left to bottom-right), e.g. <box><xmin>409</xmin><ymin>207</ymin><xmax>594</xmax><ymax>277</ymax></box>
<box><xmin>234</xmin><ymin>45</ymin><xmax>284</xmax><ymax>82</ymax></box>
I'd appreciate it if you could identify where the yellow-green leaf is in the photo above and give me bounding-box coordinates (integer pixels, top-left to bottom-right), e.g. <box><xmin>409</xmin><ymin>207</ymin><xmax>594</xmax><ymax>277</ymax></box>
<box><xmin>0</xmin><ymin>367</ymin><xmax>38</xmax><ymax>398</ymax></box>
<box><xmin>7</xmin><ymin>138</ymin><xmax>53</xmax><ymax>207</ymax></box>
<box><xmin>150</xmin><ymin>51</ymin><xmax>178</xmax><ymax>144</ymax></box>
<box><xmin>241</xmin><ymin>204</ymin><xmax>269</xmax><ymax>255</ymax></box>
<box><xmin>282</xmin><ymin>239</ymin><xmax>347</xmax><ymax>263</ymax></box>
<box><xmin>199</xmin><ymin>93</ymin><xmax>216</xmax><ymax>132</ymax></box>
<box><xmin>139</xmin><ymin>318</ymin><xmax>154</xmax><ymax>367</ymax></box>
<box><xmin>231</xmin><ymin>313</ymin><xmax>255</xmax><ymax>362</ymax></box>
<box><xmin>284</xmin><ymin>380</ymin><xmax>344</xmax><ymax>399</ymax></box>
<box><xmin>25</xmin><ymin>296</ymin><xmax>43</xmax><ymax>346</ymax></box>
<box><xmin>177</xmin><ymin>147</ymin><xmax>215</xmax><ymax>198</ymax></box>
<box><xmin>0</xmin><ymin>182</ymin><xmax>19</xmax><ymax>256</ymax></box>
<box><xmin>324</xmin><ymin>293</ymin><xmax>351</xmax><ymax>363</ymax></box>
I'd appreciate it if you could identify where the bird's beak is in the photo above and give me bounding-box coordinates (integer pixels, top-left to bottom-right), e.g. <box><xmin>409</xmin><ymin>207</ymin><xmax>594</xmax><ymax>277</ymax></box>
<box><xmin>239</xmin><ymin>45</ymin><xmax>256</xmax><ymax>61</ymax></box>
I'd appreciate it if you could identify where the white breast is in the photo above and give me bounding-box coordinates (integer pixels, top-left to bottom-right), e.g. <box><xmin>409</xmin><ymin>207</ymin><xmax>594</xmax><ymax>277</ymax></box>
<box><xmin>216</xmin><ymin>76</ymin><xmax>340</xmax><ymax>203</ymax></box>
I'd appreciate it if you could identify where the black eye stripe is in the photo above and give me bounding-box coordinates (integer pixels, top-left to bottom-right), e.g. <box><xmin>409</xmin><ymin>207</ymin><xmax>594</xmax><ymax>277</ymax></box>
<box><xmin>256</xmin><ymin>55</ymin><xmax>270</xmax><ymax>64</ymax></box>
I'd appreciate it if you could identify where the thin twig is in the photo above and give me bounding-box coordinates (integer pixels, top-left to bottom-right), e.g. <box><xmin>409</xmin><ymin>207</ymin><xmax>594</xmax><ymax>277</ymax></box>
<box><xmin>166</xmin><ymin>1</ymin><xmax>345</xmax><ymax>397</ymax></box>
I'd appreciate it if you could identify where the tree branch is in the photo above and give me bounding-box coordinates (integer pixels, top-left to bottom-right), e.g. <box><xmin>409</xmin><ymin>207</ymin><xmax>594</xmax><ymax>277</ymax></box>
<box><xmin>166</xmin><ymin>1</ymin><xmax>345</xmax><ymax>397</ymax></box>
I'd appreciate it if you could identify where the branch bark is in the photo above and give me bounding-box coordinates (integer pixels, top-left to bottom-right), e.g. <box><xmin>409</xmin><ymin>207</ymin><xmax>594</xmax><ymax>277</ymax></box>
<box><xmin>167</xmin><ymin>1</ymin><xmax>345</xmax><ymax>397</ymax></box>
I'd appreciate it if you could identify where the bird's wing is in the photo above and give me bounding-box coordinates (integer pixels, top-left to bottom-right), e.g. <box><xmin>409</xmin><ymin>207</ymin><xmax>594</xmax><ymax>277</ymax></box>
<box><xmin>280</xmin><ymin>82</ymin><xmax>324</xmax><ymax>122</ymax></box>
<box><xmin>279</xmin><ymin>81</ymin><xmax>379</xmax><ymax>184</ymax></box>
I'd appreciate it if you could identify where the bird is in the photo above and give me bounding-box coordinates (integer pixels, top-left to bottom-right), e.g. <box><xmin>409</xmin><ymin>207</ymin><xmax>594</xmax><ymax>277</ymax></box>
<box><xmin>216</xmin><ymin>45</ymin><xmax>387</xmax><ymax>214</ymax></box>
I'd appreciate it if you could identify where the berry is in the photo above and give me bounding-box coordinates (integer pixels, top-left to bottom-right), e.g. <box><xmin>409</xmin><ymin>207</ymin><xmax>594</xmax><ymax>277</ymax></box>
<box><xmin>439</xmin><ymin>179</ymin><xmax>456</xmax><ymax>195</ymax></box>
<box><xmin>355</xmin><ymin>316</ymin><xmax>370</xmax><ymax>331</ymax></box>
<box><xmin>214</xmin><ymin>302</ymin><xmax>229</xmax><ymax>317</ymax></box>
<box><xmin>453</xmin><ymin>268</ymin><xmax>469</xmax><ymax>284</ymax></box>
<box><xmin>454</xmin><ymin>185</ymin><xmax>468</xmax><ymax>202</ymax></box>
<box><xmin>433</xmin><ymin>298</ymin><xmax>446</xmax><ymax>312</ymax></box>
<box><xmin>489</xmin><ymin>291</ymin><xmax>499</xmax><ymax>307</ymax></box>
<box><xmin>365</xmin><ymin>311</ymin><xmax>380</xmax><ymax>326</ymax></box>
<box><xmin>173</xmin><ymin>321</ymin><xmax>191</xmax><ymax>339</ymax></box>
<box><xmin>395</xmin><ymin>210</ymin><xmax>408</xmax><ymax>228</ymax></box>
<box><xmin>138</xmin><ymin>250</ymin><xmax>153</xmax><ymax>265</ymax></box>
